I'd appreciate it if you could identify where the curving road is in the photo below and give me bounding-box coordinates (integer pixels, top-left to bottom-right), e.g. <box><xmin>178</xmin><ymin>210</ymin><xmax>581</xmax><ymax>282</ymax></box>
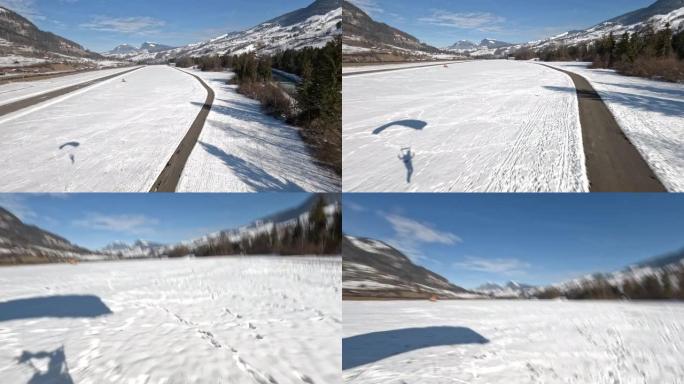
<box><xmin>150</xmin><ymin>68</ymin><xmax>215</xmax><ymax>192</ymax></box>
<box><xmin>540</xmin><ymin>64</ymin><xmax>666</xmax><ymax>192</ymax></box>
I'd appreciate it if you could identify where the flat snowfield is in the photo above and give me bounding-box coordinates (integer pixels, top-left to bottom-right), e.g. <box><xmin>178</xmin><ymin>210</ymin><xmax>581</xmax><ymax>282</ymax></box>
<box><xmin>0</xmin><ymin>66</ymin><xmax>206</xmax><ymax>192</ymax></box>
<box><xmin>343</xmin><ymin>300</ymin><xmax>684</xmax><ymax>384</ymax></box>
<box><xmin>0</xmin><ymin>67</ymin><xmax>134</xmax><ymax>106</ymax></box>
<box><xmin>343</xmin><ymin>60</ymin><xmax>588</xmax><ymax>192</ymax></box>
<box><xmin>0</xmin><ymin>257</ymin><xmax>341</xmax><ymax>383</ymax></box>
<box><xmin>177</xmin><ymin>69</ymin><xmax>340</xmax><ymax>192</ymax></box>
<box><xmin>342</xmin><ymin>62</ymin><xmax>462</xmax><ymax>74</ymax></box>
<box><xmin>544</xmin><ymin>62</ymin><xmax>684</xmax><ymax>192</ymax></box>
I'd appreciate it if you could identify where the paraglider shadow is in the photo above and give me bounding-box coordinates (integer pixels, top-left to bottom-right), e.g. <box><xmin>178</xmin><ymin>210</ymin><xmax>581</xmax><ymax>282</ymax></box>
<box><xmin>58</xmin><ymin>142</ymin><xmax>80</xmax><ymax>164</ymax></box>
<box><xmin>372</xmin><ymin>120</ymin><xmax>427</xmax><ymax>135</ymax></box>
<box><xmin>17</xmin><ymin>346</ymin><xmax>74</xmax><ymax>384</ymax></box>
<box><xmin>343</xmin><ymin>326</ymin><xmax>489</xmax><ymax>370</ymax></box>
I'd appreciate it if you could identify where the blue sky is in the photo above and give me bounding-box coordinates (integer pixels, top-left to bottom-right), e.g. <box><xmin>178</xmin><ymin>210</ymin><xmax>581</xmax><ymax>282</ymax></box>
<box><xmin>0</xmin><ymin>193</ymin><xmax>312</xmax><ymax>249</ymax></box>
<box><xmin>0</xmin><ymin>0</ymin><xmax>316</xmax><ymax>52</ymax></box>
<box><xmin>349</xmin><ymin>0</ymin><xmax>655</xmax><ymax>46</ymax></box>
<box><xmin>343</xmin><ymin>194</ymin><xmax>684</xmax><ymax>289</ymax></box>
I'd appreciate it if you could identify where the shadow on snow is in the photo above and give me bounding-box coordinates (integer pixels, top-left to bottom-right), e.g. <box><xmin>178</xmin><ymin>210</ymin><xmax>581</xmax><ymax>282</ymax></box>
<box><xmin>373</xmin><ymin>119</ymin><xmax>428</xmax><ymax>135</ymax></box>
<box><xmin>18</xmin><ymin>346</ymin><xmax>73</xmax><ymax>384</ymax></box>
<box><xmin>343</xmin><ymin>326</ymin><xmax>489</xmax><ymax>370</ymax></box>
<box><xmin>0</xmin><ymin>295</ymin><xmax>112</xmax><ymax>322</ymax></box>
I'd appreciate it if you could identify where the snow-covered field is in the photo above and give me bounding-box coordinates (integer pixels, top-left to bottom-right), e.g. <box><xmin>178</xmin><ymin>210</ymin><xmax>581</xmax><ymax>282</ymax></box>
<box><xmin>0</xmin><ymin>66</ymin><xmax>135</xmax><ymax>107</ymax></box>
<box><xmin>344</xmin><ymin>300</ymin><xmax>684</xmax><ymax>384</ymax></box>
<box><xmin>343</xmin><ymin>60</ymin><xmax>587</xmax><ymax>192</ymax></box>
<box><xmin>0</xmin><ymin>65</ymin><xmax>206</xmax><ymax>192</ymax></box>
<box><xmin>177</xmin><ymin>69</ymin><xmax>340</xmax><ymax>192</ymax></box>
<box><xmin>342</xmin><ymin>62</ymin><xmax>462</xmax><ymax>74</ymax></box>
<box><xmin>0</xmin><ymin>257</ymin><xmax>341</xmax><ymax>384</ymax></box>
<box><xmin>543</xmin><ymin>62</ymin><xmax>684</xmax><ymax>192</ymax></box>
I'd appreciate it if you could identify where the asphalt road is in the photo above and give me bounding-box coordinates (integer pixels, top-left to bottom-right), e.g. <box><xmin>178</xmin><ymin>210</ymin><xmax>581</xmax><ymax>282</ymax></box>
<box><xmin>150</xmin><ymin>68</ymin><xmax>215</xmax><ymax>192</ymax></box>
<box><xmin>0</xmin><ymin>66</ymin><xmax>144</xmax><ymax>117</ymax></box>
<box><xmin>540</xmin><ymin>64</ymin><xmax>666</xmax><ymax>192</ymax></box>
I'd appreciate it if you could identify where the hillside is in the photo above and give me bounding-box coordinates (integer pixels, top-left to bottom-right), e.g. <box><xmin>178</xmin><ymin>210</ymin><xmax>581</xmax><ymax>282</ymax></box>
<box><xmin>342</xmin><ymin>235</ymin><xmax>473</xmax><ymax>299</ymax></box>
<box><xmin>444</xmin><ymin>38</ymin><xmax>514</xmax><ymax>58</ymax></box>
<box><xmin>538</xmin><ymin>248</ymin><xmax>684</xmax><ymax>300</ymax></box>
<box><xmin>342</xmin><ymin>0</ymin><xmax>447</xmax><ymax>62</ymax></box>
<box><xmin>0</xmin><ymin>207</ymin><xmax>94</xmax><ymax>265</ymax></box>
<box><xmin>104</xmin><ymin>42</ymin><xmax>176</xmax><ymax>60</ymax></box>
<box><xmin>104</xmin><ymin>0</ymin><xmax>341</xmax><ymax>63</ymax></box>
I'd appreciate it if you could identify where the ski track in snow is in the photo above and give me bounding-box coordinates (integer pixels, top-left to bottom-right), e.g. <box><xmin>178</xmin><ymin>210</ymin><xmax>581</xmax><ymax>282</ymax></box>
<box><xmin>543</xmin><ymin>62</ymin><xmax>684</xmax><ymax>192</ymax></box>
<box><xmin>0</xmin><ymin>65</ymin><xmax>205</xmax><ymax>192</ymax></box>
<box><xmin>344</xmin><ymin>300</ymin><xmax>684</xmax><ymax>384</ymax></box>
<box><xmin>177</xmin><ymin>69</ymin><xmax>340</xmax><ymax>192</ymax></box>
<box><xmin>0</xmin><ymin>257</ymin><xmax>341</xmax><ymax>384</ymax></box>
<box><xmin>342</xmin><ymin>60</ymin><xmax>588</xmax><ymax>192</ymax></box>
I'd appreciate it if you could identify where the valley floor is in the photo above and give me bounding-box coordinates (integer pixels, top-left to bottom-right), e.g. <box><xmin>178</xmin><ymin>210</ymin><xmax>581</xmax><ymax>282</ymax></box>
<box><xmin>343</xmin><ymin>60</ymin><xmax>588</xmax><ymax>192</ymax></box>
<box><xmin>177</xmin><ymin>69</ymin><xmax>341</xmax><ymax>192</ymax></box>
<box><xmin>0</xmin><ymin>257</ymin><xmax>341</xmax><ymax>384</ymax></box>
<box><xmin>543</xmin><ymin>62</ymin><xmax>684</xmax><ymax>192</ymax></box>
<box><xmin>0</xmin><ymin>65</ymin><xmax>205</xmax><ymax>192</ymax></box>
<box><xmin>344</xmin><ymin>300</ymin><xmax>684</xmax><ymax>384</ymax></box>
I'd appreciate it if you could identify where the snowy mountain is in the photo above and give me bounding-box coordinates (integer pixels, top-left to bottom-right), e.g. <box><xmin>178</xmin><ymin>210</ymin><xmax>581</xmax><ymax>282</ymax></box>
<box><xmin>342</xmin><ymin>0</ymin><xmax>446</xmax><ymax>62</ymax></box>
<box><xmin>445</xmin><ymin>38</ymin><xmax>514</xmax><ymax>57</ymax></box>
<box><xmin>475</xmin><ymin>281</ymin><xmax>537</xmax><ymax>298</ymax></box>
<box><xmin>106</xmin><ymin>0</ymin><xmax>341</xmax><ymax>63</ymax></box>
<box><xmin>343</xmin><ymin>235</ymin><xmax>476</xmax><ymax>299</ymax></box>
<box><xmin>517</xmin><ymin>0</ymin><xmax>684</xmax><ymax>53</ymax></box>
<box><xmin>0</xmin><ymin>207</ymin><xmax>96</xmax><ymax>265</ymax></box>
<box><xmin>100</xmin><ymin>240</ymin><xmax>165</xmax><ymax>259</ymax></box>
<box><xmin>104</xmin><ymin>42</ymin><xmax>176</xmax><ymax>60</ymax></box>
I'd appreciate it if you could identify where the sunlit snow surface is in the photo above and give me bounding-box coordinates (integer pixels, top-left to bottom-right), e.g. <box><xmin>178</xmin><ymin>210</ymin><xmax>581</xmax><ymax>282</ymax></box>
<box><xmin>543</xmin><ymin>62</ymin><xmax>684</xmax><ymax>192</ymax></box>
<box><xmin>177</xmin><ymin>69</ymin><xmax>341</xmax><ymax>192</ymax></box>
<box><xmin>343</xmin><ymin>300</ymin><xmax>684</xmax><ymax>384</ymax></box>
<box><xmin>342</xmin><ymin>60</ymin><xmax>588</xmax><ymax>192</ymax></box>
<box><xmin>0</xmin><ymin>257</ymin><xmax>341</xmax><ymax>383</ymax></box>
<box><xmin>0</xmin><ymin>66</ymin><xmax>205</xmax><ymax>192</ymax></box>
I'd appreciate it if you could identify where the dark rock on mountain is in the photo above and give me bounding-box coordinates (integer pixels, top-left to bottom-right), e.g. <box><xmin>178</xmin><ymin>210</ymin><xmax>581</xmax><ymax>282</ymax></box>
<box><xmin>608</xmin><ymin>0</ymin><xmax>684</xmax><ymax>26</ymax></box>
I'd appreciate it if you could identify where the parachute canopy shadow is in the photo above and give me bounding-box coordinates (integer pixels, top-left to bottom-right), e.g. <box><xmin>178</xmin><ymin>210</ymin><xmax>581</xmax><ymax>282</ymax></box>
<box><xmin>373</xmin><ymin>119</ymin><xmax>427</xmax><ymax>135</ymax></box>
<box><xmin>0</xmin><ymin>295</ymin><xmax>112</xmax><ymax>322</ymax></box>
<box><xmin>343</xmin><ymin>326</ymin><xmax>489</xmax><ymax>370</ymax></box>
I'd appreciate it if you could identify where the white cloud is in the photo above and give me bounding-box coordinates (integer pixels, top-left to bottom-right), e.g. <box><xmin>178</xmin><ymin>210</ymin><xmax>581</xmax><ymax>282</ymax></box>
<box><xmin>453</xmin><ymin>256</ymin><xmax>530</xmax><ymax>275</ymax></box>
<box><xmin>73</xmin><ymin>213</ymin><xmax>159</xmax><ymax>234</ymax></box>
<box><xmin>419</xmin><ymin>10</ymin><xmax>505</xmax><ymax>31</ymax></box>
<box><xmin>346</xmin><ymin>201</ymin><xmax>367</xmax><ymax>212</ymax></box>
<box><xmin>385</xmin><ymin>213</ymin><xmax>460</xmax><ymax>245</ymax></box>
<box><xmin>379</xmin><ymin>212</ymin><xmax>461</xmax><ymax>263</ymax></box>
<box><xmin>348</xmin><ymin>0</ymin><xmax>384</xmax><ymax>15</ymax></box>
<box><xmin>80</xmin><ymin>16</ymin><xmax>166</xmax><ymax>34</ymax></box>
<box><xmin>0</xmin><ymin>195</ymin><xmax>35</xmax><ymax>221</ymax></box>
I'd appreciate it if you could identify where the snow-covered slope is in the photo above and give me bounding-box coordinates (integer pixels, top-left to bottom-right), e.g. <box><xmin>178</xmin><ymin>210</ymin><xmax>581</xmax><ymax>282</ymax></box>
<box><xmin>544</xmin><ymin>247</ymin><xmax>684</xmax><ymax>297</ymax></box>
<box><xmin>343</xmin><ymin>235</ymin><xmax>474</xmax><ymax>299</ymax></box>
<box><xmin>0</xmin><ymin>207</ymin><xmax>97</xmax><ymax>264</ymax></box>
<box><xmin>515</xmin><ymin>0</ymin><xmax>684</xmax><ymax>54</ymax></box>
<box><xmin>107</xmin><ymin>0</ymin><xmax>341</xmax><ymax>63</ymax></box>
<box><xmin>342</xmin><ymin>0</ymin><xmax>448</xmax><ymax>61</ymax></box>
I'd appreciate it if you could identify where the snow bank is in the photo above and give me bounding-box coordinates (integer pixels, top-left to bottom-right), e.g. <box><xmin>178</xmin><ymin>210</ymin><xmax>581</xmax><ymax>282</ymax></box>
<box><xmin>344</xmin><ymin>300</ymin><xmax>684</xmax><ymax>383</ymax></box>
<box><xmin>343</xmin><ymin>60</ymin><xmax>588</xmax><ymax>192</ymax></box>
<box><xmin>0</xmin><ymin>256</ymin><xmax>341</xmax><ymax>383</ymax></box>
<box><xmin>177</xmin><ymin>69</ymin><xmax>340</xmax><ymax>192</ymax></box>
<box><xmin>544</xmin><ymin>62</ymin><xmax>684</xmax><ymax>191</ymax></box>
<box><xmin>0</xmin><ymin>65</ymin><xmax>206</xmax><ymax>192</ymax></box>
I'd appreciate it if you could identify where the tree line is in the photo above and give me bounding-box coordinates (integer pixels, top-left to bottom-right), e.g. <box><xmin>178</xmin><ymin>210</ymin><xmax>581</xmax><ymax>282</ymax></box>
<box><xmin>171</xmin><ymin>37</ymin><xmax>342</xmax><ymax>174</ymax></box>
<box><xmin>166</xmin><ymin>197</ymin><xmax>341</xmax><ymax>258</ymax></box>
<box><xmin>515</xmin><ymin>23</ymin><xmax>684</xmax><ymax>82</ymax></box>
<box><xmin>536</xmin><ymin>268</ymin><xmax>684</xmax><ymax>300</ymax></box>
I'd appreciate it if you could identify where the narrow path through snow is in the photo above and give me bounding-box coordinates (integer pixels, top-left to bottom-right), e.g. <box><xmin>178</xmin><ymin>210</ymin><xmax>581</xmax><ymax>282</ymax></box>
<box><xmin>540</xmin><ymin>64</ymin><xmax>666</xmax><ymax>192</ymax></box>
<box><xmin>150</xmin><ymin>68</ymin><xmax>215</xmax><ymax>192</ymax></box>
